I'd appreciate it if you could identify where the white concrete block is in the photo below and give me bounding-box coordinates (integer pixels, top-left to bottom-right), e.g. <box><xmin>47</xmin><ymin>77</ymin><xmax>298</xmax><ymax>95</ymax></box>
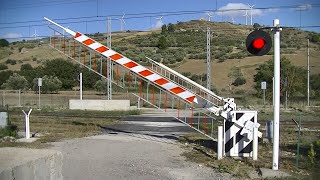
<box><xmin>69</xmin><ymin>99</ymin><xmax>130</xmax><ymax>111</ymax></box>
<box><xmin>0</xmin><ymin>148</ymin><xmax>63</xmax><ymax>180</ymax></box>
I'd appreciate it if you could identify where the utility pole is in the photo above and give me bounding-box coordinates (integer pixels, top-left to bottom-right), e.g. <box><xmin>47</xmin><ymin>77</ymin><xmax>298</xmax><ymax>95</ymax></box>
<box><xmin>107</xmin><ymin>17</ymin><xmax>112</xmax><ymax>100</ymax></box>
<box><xmin>206</xmin><ymin>27</ymin><xmax>211</xmax><ymax>91</ymax></box>
<box><xmin>272</xmin><ymin>19</ymin><xmax>282</xmax><ymax>171</ymax></box>
<box><xmin>307</xmin><ymin>39</ymin><xmax>310</xmax><ymax>106</ymax></box>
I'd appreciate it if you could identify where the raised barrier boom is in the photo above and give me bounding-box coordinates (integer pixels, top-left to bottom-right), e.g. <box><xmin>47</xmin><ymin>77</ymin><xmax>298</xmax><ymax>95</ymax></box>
<box><xmin>44</xmin><ymin>17</ymin><xmax>198</xmax><ymax>105</ymax></box>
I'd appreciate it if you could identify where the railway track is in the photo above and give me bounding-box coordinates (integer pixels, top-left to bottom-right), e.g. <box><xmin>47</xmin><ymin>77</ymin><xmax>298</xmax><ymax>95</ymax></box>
<box><xmin>10</xmin><ymin>111</ymin><xmax>320</xmax><ymax>130</ymax></box>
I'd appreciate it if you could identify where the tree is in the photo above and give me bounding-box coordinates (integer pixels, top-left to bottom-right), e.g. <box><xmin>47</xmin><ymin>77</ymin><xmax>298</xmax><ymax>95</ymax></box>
<box><xmin>158</xmin><ymin>36</ymin><xmax>168</xmax><ymax>49</ymax></box>
<box><xmin>19</xmin><ymin>65</ymin><xmax>44</xmax><ymax>89</ymax></box>
<box><xmin>32</xmin><ymin>75</ymin><xmax>62</xmax><ymax>93</ymax></box>
<box><xmin>94</xmin><ymin>79</ymin><xmax>107</xmax><ymax>94</ymax></box>
<box><xmin>2</xmin><ymin>73</ymin><xmax>28</xmax><ymax>90</ymax></box>
<box><xmin>0</xmin><ymin>64</ymin><xmax>8</xmax><ymax>70</ymax></box>
<box><xmin>168</xmin><ymin>23</ymin><xmax>175</xmax><ymax>33</ymax></box>
<box><xmin>42</xmin><ymin>59</ymin><xmax>79</xmax><ymax>89</ymax></box>
<box><xmin>310</xmin><ymin>74</ymin><xmax>320</xmax><ymax>96</ymax></box>
<box><xmin>80</xmin><ymin>67</ymin><xmax>101</xmax><ymax>89</ymax></box>
<box><xmin>254</xmin><ymin>57</ymin><xmax>307</xmax><ymax>99</ymax></box>
<box><xmin>161</xmin><ymin>24</ymin><xmax>167</xmax><ymax>34</ymax></box>
<box><xmin>253</xmin><ymin>23</ymin><xmax>261</xmax><ymax>29</ymax></box>
<box><xmin>0</xmin><ymin>39</ymin><xmax>9</xmax><ymax>47</ymax></box>
<box><xmin>20</xmin><ymin>63</ymin><xmax>33</xmax><ymax>71</ymax></box>
<box><xmin>309</xmin><ymin>33</ymin><xmax>320</xmax><ymax>43</ymax></box>
<box><xmin>0</xmin><ymin>71</ymin><xmax>13</xmax><ymax>89</ymax></box>
<box><xmin>229</xmin><ymin>67</ymin><xmax>246</xmax><ymax>86</ymax></box>
<box><xmin>232</xmin><ymin>77</ymin><xmax>246</xmax><ymax>86</ymax></box>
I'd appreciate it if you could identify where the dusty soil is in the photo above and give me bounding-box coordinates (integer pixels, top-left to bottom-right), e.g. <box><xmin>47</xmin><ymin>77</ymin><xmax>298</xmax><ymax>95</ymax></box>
<box><xmin>50</xmin><ymin>133</ymin><xmax>236</xmax><ymax>180</ymax></box>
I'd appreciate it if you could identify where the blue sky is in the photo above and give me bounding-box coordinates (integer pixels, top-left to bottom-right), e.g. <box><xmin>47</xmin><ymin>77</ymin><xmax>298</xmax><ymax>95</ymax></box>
<box><xmin>0</xmin><ymin>0</ymin><xmax>319</xmax><ymax>41</ymax></box>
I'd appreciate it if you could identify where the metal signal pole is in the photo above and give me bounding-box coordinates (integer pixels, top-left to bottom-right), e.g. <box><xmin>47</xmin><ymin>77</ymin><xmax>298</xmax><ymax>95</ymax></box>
<box><xmin>272</xmin><ymin>19</ymin><xmax>282</xmax><ymax>171</ymax></box>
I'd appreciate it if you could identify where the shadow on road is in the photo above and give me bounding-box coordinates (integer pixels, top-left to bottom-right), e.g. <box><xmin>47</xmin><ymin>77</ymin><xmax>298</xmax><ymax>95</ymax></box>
<box><xmin>102</xmin><ymin>126</ymin><xmax>180</xmax><ymax>144</ymax></box>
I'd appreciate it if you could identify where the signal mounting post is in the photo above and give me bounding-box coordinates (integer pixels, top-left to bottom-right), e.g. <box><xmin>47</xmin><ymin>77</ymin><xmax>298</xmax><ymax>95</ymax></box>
<box><xmin>272</xmin><ymin>19</ymin><xmax>282</xmax><ymax>171</ymax></box>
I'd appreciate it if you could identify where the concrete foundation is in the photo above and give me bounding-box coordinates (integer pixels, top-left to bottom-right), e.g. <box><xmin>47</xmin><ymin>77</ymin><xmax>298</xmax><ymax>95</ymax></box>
<box><xmin>0</xmin><ymin>112</ymin><xmax>8</xmax><ymax>128</ymax></box>
<box><xmin>69</xmin><ymin>99</ymin><xmax>131</xmax><ymax>111</ymax></box>
<box><xmin>0</xmin><ymin>148</ymin><xmax>63</xmax><ymax>180</ymax></box>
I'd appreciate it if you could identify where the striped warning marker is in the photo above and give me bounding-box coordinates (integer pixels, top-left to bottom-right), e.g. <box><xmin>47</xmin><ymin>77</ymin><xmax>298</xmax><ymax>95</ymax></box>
<box><xmin>224</xmin><ymin>112</ymin><xmax>256</xmax><ymax>157</ymax></box>
<box><xmin>73</xmin><ymin>32</ymin><xmax>197</xmax><ymax>104</ymax></box>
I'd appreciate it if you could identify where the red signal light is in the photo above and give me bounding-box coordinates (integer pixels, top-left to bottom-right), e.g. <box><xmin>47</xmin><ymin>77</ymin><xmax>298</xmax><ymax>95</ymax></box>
<box><xmin>246</xmin><ymin>30</ymin><xmax>272</xmax><ymax>56</ymax></box>
<box><xmin>252</xmin><ymin>38</ymin><xmax>265</xmax><ymax>49</ymax></box>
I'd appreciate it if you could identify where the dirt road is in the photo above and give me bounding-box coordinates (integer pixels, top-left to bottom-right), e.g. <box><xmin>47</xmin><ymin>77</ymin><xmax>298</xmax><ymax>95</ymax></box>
<box><xmin>50</xmin><ymin>133</ymin><xmax>234</xmax><ymax>180</ymax></box>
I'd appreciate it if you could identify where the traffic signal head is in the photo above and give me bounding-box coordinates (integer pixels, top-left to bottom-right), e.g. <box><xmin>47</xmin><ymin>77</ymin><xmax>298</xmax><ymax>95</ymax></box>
<box><xmin>246</xmin><ymin>30</ymin><xmax>272</xmax><ymax>56</ymax></box>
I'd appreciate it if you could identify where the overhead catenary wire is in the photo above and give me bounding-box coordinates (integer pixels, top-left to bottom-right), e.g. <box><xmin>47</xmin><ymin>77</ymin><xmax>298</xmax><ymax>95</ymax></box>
<box><xmin>0</xmin><ymin>0</ymin><xmax>92</xmax><ymax>10</ymax></box>
<box><xmin>1</xmin><ymin>3</ymin><xmax>320</xmax><ymax>26</ymax></box>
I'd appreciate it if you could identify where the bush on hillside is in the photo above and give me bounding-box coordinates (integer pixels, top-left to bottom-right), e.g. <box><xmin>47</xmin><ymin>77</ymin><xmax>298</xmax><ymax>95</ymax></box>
<box><xmin>5</xmin><ymin>59</ymin><xmax>16</xmax><ymax>65</ymax></box>
<box><xmin>0</xmin><ymin>39</ymin><xmax>9</xmax><ymax>47</ymax></box>
<box><xmin>0</xmin><ymin>64</ymin><xmax>8</xmax><ymax>70</ymax></box>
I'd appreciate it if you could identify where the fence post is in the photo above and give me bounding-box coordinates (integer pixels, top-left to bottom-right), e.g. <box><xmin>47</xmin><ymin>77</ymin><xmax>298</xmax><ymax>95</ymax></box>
<box><xmin>253</xmin><ymin>127</ymin><xmax>258</xmax><ymax>160</ymax></box>
<box><xmin>22</xmin><ymin>109</ymin><xmax>32</xmax><ymax>139</ymax></box>
<box><xmin>218</xmin><ymin>126</ymin><xmax>223</xmax><ymax>160</ymax></box>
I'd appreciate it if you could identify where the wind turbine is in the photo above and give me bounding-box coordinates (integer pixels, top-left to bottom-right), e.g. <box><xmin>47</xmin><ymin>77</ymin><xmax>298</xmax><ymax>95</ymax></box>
<box><xmin>155</xmin><ymin>16</ymin><xmax>163</xmax><ymax>28</ymax></box>
<box><xmin>231</xmin><ymin>17</ymin><xmax>235</xmax><ymax>24</ymax></box>
<box><xmin>156</xmin><ymin>16</ymin><xmax>163</xmax><ymax>24</ymax></box>
<box><xmin>206</xmin><ymin>12</ymin><xmax>214</xmax><ymax>21</ymax></box>
<box><xmin>119</xmin><ymin>13</ymin><xmax>126</xmax><ymax>32</ymax></box>
<box><xmin>248</xmin><ymin>4</ymin><xmax>255</xmax><ymax>25</ymax></box>
<box><xmin>243</xmin><ymin>10</ymin><xmax>249</xmax><ymax>25</ymax></box>
<box><xmin>31</xmin><ymin>29</ymin><xmax>38</xmax><ymax>40</ymax></box>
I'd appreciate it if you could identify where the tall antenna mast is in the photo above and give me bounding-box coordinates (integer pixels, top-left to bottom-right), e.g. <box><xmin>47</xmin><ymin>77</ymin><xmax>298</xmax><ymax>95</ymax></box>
<box><xmin>307</xmin><ymin>39</ymin><xmax>310</xmax><ymax>106</ymax></box>
<box><xmin>119</xmin><ymin>13</ymin><xmax>126</xmax><ymax>32</ymax></box>
<box><xmin>207</xmin><ymin>27</ymin><xmax>211</xmax><ymax>91</ymax></box>
<box><xmin>107</xmin><ymin>17</ymin><xmax>112</xmax><ymax>100</ymax></box>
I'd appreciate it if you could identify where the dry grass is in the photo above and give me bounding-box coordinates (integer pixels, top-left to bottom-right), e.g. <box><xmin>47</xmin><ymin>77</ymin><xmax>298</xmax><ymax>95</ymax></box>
<box><xmin>1</xmin><ymin>22</ymin><xmax>319</xmax><ymax>95</ymax></box>
<box><xmin>179</xmin><ymin>111</ymin><xmax>320</xmax><ymax>178</ymax></box>
<box><xmin>0</xmin><ymin>113</ymin><xmax>117</xmax><ymax>148</ymax></box>
<box><xmin>173</xmin><ymin>49</ymin><xmax>320</xmax><ymax>92</ymax></box>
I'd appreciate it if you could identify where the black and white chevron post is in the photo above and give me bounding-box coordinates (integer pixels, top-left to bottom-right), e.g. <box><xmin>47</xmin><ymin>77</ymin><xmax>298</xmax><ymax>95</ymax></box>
<box><xmin>224</xmin><ymin>111</ymin><xmax>260</xmax><ymax>157</ymax></box>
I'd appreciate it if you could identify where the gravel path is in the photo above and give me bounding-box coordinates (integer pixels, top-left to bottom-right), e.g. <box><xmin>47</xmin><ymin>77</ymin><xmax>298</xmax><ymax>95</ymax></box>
<box><xmin>50</xmin><ymin>133</ymin><xmax>234</xmax><ymax>180</ymax></box>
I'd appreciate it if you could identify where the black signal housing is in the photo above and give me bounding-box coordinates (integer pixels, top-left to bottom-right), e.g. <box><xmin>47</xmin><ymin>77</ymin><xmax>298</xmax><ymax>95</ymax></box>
<box><xmin>246</xmin><ymin>30</ymin><xmax>272</xmax><ymax>56</ymax></box>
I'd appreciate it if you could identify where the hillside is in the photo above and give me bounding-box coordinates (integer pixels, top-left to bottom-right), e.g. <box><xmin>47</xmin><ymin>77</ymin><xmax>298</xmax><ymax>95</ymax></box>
<box><xmin>0</xmin><ymin>20</ymin><xmax>319</xmax><ymax>92</ymax></box>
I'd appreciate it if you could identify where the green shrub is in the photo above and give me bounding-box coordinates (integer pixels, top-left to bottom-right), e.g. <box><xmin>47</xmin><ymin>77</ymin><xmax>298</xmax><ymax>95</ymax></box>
<box><xmin>0</xmin><ymin>39</ymin><xmax>9</xmax><ymax>47</ymax></box>
<box><xmin>0</xmin><ymin>124</ymin><xmax>18</xmax><ymax>138</ymax></box>
<box><xmin>0</xmin><ymin>64</ymin><xmax>8</xmax><ymax>70</ymax></box>
<box><xmin>232</xmin><ymin>77</ymin><xmax>246</xmax><ymax>86</ymax></box>
<box><xmin>5</xmin><ymin>59</ymin><xmax>16</xmax><ymax>65</ymax></box>
<box><xmin>308</xmin><ymin>144</ymin><xmax>316</xmax><ymax>167</ymax></box>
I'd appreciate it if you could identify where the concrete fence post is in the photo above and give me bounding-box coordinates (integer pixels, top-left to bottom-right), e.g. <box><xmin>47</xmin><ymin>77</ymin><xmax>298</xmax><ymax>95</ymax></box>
<box><xmin>253</xmin><ymin>127</ymin><xmax>258</xmax><ymax>160</ymax></box>
<box><xmin>218</xmin><ymin>126</ymin><xmax>223</xmax><ymax>160</ymax></box>
<box><xmin>22</xmin><ymin>109</ymin><xmax>32</xmax><ymax>139</ymax></box>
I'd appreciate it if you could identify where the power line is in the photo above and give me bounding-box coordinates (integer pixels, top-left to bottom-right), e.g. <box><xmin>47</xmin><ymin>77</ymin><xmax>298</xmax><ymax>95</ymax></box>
<box><xmin>1</xmin><ymin>3</ymin><xmax>320</xmax><ymax>25</ymax></box>
<box><xmin>1</xmin><ymin>17</ymin><xmax>320</xmax><ymax>30</ymax></box>
<box><xmin>1</xmin><ymin>0</ymin><xmax>92</xmax><ymax>10</ymax></box>
<box><xmin>0</xmin><ymin>4</ymin><xmax>319</xmax><ymax>32</ymax></box>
